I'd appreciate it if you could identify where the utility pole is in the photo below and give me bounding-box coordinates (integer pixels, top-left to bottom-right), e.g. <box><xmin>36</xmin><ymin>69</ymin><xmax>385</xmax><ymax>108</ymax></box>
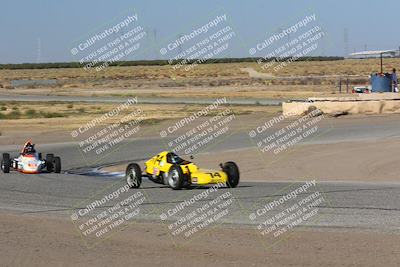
<box><xmin>36</xmin><ymin>37</ymin><xmax>42</xmax><ymax>63</ymax></box>
<box><xmin>177</xmin><ymin>34</ymin><xmax>183</xmax><ymax>56</ymax></box>
<box><xmin>153</xmin><ymin>28</ymin><xmax>158</xmax><ymax>60</ymax></box>
<box><xmin>343</xmin><ymin>28</ymin><xmax>349</xmax><ymax>57</ymax></box>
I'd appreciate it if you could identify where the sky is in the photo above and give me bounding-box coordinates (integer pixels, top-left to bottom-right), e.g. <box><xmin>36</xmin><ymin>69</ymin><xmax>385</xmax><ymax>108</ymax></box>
<box><xmin>1</xmin><ymin>0</ymin><xmax>399</xmax><ymax>63</ymax></box>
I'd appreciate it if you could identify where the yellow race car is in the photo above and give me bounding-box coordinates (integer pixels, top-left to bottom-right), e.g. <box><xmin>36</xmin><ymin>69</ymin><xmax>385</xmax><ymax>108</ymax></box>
<box><xmin>125</xmin><ymin>151</ymin><xmax>239</xmax><ymax>190</ymax></box>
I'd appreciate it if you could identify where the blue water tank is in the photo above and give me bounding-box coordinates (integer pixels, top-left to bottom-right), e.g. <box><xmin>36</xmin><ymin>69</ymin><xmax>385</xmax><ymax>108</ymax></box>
<box><xmin>370</xmin><ymin>74</ymin><xmax>392</xmax><ymax>92</ymax></box>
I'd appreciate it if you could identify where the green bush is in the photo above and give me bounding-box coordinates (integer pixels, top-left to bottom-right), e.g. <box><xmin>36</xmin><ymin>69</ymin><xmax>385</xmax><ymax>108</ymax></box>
<box><xmin>25</xmin><ymin>109</ymin><xmax>37</xmax><ymax>118</ymax></box>
<box><xmin>39</xmin><ymin>112</ymin><xmax>65</xmax><ymax>118</ymax></box>
<box><xmin>7</xmin><ymin>110</ymin><xmax>21</xmax><ymax>119</ymax></box>
<box><xmin>0</xmin><ymin>109</ymin><xmax>65</xmax><ymax>119</ymax></box>
<box><xmin>0</xmin><ymin>57</ymin><xmax>345</xmax><ymax>70</ymax></box>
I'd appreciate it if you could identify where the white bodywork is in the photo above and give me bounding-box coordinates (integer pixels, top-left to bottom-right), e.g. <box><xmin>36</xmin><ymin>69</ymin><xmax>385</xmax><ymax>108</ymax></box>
<box><xmin>13</xmin><ymin>153</ymin><xmax>46</xmax><ymax>174</ymax></box>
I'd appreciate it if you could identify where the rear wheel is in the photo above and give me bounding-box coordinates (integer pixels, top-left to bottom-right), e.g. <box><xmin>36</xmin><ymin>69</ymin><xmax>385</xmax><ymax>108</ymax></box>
<box><xmin>126</xmin><ymin>163</ymin><xmax>142</xmax><ymax>188</ymax></box>
<box><xmin>53</xmin><ymin>157</ymin><xmax>61</xmax><ymax>173</ymax></box>
<box><xmin>167</xmin><ymin>165</ymin><xmax>184</xmax><ymax>190</ymax></box>
<box><xmin>223</xmin><ymin>161</ymin><xmax>240</xmax><ymax>188</ymax></box>
<box><xmin>46</xmin><ymin>154</ymin><xmax>54</xmax><ymax>172</ymax></box>
<box><xmin>162</xmin><ymin>172</ymin><xmax>169</xmax><ymax>185</ymax></box>
<box><xmin>1</xmin><ymin>153</ymin><xmax>10</xmax><ymax>173</ymax></box>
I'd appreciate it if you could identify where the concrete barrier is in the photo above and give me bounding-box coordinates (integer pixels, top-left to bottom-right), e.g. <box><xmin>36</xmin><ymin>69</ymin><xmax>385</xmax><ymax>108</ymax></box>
<box><xmin>283</xmin><ymin>93</ymin><xmax>400</xmax><ymax>116</ymax></box>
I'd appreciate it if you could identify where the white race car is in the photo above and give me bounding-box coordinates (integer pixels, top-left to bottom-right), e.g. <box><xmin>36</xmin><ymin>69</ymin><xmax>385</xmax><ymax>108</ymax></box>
<box><xmin>1</xmin><ymin>142</ymin><xmax>61</xmax><ymax>174</ymax></box>
<box><xmin>1</xmin><ymin>152</ymin><xmax>61</xmax><ymax>174</ymax></box>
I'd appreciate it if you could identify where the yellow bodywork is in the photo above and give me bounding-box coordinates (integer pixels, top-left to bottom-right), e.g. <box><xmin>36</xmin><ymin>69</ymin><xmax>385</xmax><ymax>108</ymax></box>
<box><xmin>144</xmin><ymin>151</ymin><xmax>227</xmax><ymax>185</ymax></box>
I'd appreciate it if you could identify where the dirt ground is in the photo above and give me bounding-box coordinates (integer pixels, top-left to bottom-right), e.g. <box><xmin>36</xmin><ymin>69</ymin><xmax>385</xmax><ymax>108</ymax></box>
<box><xmin>1</xmin><ymin>212</ymin><xmax>399</xmax><ymax>267</ymax></box>
<box><xmin>0</xmin><ymin>105</ymin><xmax>280</xmax><ymax>146</ymax></box>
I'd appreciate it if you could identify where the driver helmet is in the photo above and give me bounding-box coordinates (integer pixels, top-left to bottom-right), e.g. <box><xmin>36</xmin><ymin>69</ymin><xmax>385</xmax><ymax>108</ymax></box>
<box><xmin>25</xmin><ymin>144</ymin><xmax>35</xmax><ymax>153</ymax></box>
<box><xmin>168</xmin><ymin>153</ymin><xmax>179</xmax><ymax>164</ymax></box>
<box><xmin>22</xmin><ymin>141</ymin><xmax>35</xmax><ymax>153</ymax></box>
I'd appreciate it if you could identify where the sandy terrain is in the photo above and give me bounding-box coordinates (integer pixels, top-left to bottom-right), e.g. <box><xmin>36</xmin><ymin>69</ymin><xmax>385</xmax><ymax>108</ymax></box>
<box><xmin>0</xmin><ymin>103</ymin><xmax>280</xmax><ymax>145</ymax></box>
<box><xmin>0</xmin><ymin>108</ymin><xmax>279</xmax><ymax>148</ymax></box>
<box><xmin>1</xmin><ymin>212</ymin><xmax>399</xmax><ymax>267</ymax></box>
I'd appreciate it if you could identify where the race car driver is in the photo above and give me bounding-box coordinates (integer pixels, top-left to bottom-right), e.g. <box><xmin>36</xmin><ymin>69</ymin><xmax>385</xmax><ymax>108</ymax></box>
<box><xmin>21</xmin><ymin>141</ymin><xmax>36</xmax><ymax>154</ymax></box>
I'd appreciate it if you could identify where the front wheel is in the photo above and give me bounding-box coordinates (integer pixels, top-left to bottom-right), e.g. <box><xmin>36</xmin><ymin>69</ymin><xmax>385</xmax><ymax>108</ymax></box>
<box><xmin>126</xmin><ymin>163</ymin><xmax>142</xmax><ymax>189</ymax></box>
<box><xmin>167</xmin><ymin>165</ymin><xmax>184</xmax><ymax>190</ymax></box>
<box><xmin>1</xmin><ymin>153</ymin><xmax>10</xmax><ymax>173</ymax></box>
<box><xmin>223</xmin><ymin>161</ymin><xmax>240</xmax><ymax>188</ymax></box>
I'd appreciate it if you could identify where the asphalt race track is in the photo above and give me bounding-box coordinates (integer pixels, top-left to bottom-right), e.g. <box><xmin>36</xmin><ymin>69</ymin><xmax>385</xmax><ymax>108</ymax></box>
<box><xmin>0</xmin><ymin>115</ymin><xmax>400</xmax><ymax>234</ymax></box>
<box><xmin>0</xmin><ymin>94</ymin><xmax>283</xmax><ymax>106</ymax></box>
<box><xmin>0</xmin><ymin>172</ymin><xmax>399</xmax><ymax>233</ymax></box>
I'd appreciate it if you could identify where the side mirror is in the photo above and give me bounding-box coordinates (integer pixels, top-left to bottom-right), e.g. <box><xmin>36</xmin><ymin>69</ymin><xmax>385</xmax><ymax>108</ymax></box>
<box><xmin>190</xmin><ymin>155</ymin><xmax>194</xmax><ymax>160</ymax></box>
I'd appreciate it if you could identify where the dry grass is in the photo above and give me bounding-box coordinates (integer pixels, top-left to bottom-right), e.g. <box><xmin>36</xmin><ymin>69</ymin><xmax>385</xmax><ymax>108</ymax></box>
<box><xmin>1</xmin><ymin>58</ymin><xmax>397</xmax><ymax>81</ymax></box>
<box><xmin>0</xmin><ymin>101</ymin><xmax>280</xmax><ymax>145</ymax></box>
<box><xmin>1</xmin><ymin>58</ymin><xmax>398</xmax><ymax>99</ymax></box>
<box><xmin>0</xmin><ymin>101</ymin><xmax>280</xmax><ymax>133</ymax></box>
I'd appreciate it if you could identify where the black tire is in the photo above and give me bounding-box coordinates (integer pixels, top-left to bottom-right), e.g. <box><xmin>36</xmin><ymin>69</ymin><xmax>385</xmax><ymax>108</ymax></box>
<box><xmin>3</xmin><ymin>153</ymin><xmax>10</xmax><ymax>162</ymax></box>
<box><xmin>223</xmin><ymin>161</ymin><xmax>240</xmax><ymax>188</ymax></box>
<box><xmin>167</xmin><ymin>165</ymin><xmax>184</xmax><ymax>190</ymax></box>
<box><xmin>46</xmin><ymin>154</ymin><xmax>54</xmax><ymax>162</ymax></box>
<box><xmin>46</xmin><ymin>154</ymin><xmax>54</xmax><ymax>172</ymax></box>
<box><xmin>1</xmin><ymin>153</ymin><xmax>10</xmax><ymax>173</ymax></box>
<box><xmin>126</xmin><ymin>163</ymin><xmax>142</xmax><ymax>189</ymax></box>
<box><xmin>53</xmin><ymin>157</ymin><xmax>61</xmax><ymax>173</ymax></box>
